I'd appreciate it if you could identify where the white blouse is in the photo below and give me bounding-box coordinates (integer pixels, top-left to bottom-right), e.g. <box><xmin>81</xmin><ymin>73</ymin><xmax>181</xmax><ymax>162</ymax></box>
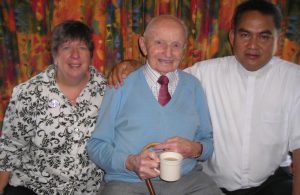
<box><xmin>0</xmin><ymin>65</ymin><xmax>106</xmax><ymax>194</ymax></box>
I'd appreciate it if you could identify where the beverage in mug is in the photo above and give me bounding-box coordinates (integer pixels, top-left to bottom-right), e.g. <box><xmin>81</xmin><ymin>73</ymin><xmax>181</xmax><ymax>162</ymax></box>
<box><xmin>159</xmin><ymin>152</ymin><xmax>183</xmax><ymax>182</ymax></box>
<box><xmin>164</xmin><ymin>157</ymin><xmax>178</xmax><ymax>161</ymax></box>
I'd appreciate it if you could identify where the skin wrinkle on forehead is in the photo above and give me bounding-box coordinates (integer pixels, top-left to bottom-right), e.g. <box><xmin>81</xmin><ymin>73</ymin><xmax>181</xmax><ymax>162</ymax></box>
<box><xmin>143</xmin><ymin>15</ymin><xmax>188</xmax><ymax>44</ymax></box>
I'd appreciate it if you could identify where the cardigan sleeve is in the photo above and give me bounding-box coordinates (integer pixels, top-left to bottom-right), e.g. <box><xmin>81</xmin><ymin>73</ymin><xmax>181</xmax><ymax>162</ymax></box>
<box><xmin>86</xmin><ymin>87</ymin><xmax>131</xmax><ymax>174</ymax></box>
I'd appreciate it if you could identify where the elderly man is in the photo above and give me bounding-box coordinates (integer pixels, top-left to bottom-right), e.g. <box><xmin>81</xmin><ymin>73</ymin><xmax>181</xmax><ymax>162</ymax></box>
<box><xmin>87</xmin><ymin>15</ymin><xmax>222</xmax><ymax>195</ymax></box>
<box><xmin>108</xmin><ymin>1</ymin><xmax>300</xmax><ymax>195</ymax></box>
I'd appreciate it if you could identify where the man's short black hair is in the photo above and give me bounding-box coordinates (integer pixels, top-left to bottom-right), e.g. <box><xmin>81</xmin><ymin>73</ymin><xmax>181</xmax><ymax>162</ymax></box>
<box><xmin>232</xmin><ymin>0</ymin><xmax>282</xmax><ymax>30</ymax></box>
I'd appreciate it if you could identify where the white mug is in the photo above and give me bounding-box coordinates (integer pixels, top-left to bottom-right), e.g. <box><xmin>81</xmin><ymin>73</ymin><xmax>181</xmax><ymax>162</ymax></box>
<box><xmin>159</xmin><ymin>151</ymin><xmax>183</xmax><ymax>182</ymax></box>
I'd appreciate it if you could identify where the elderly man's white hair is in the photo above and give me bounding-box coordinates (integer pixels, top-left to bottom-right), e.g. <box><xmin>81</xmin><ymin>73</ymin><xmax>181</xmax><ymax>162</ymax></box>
<box><xmin>143</xmin><ymin>15</ymin><xmax>188</xmax><ymax>41</ymax></box>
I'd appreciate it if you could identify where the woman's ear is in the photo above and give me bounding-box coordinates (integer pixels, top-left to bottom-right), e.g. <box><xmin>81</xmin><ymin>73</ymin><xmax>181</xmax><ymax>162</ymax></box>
<box><xmin>52</xmin><ymin>56</ymin><xmax>57</xmax><ymax>65</ymax></box>
<box><xmin>138</xmin><ymin>36</ymin><xmax>147</xmax><ymax>56</ymax></box>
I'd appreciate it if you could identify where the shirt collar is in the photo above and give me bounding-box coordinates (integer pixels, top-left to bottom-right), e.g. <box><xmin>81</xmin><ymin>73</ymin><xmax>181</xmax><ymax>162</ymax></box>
<box><xmin>144</xmin><ymin>63</ymin><xmax>178</xmax><ymax>86</ymax></box>
<box><xmin>236</xmin><ymin>57</ymin><xmax>273</xmax><ymax>78</ymax></box>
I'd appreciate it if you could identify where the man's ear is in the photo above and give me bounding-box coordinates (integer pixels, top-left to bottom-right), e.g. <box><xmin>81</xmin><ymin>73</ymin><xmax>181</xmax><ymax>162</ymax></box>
<box><xmin>138</xmin><ymin>36</ymin><xmax>147</xmax><ymax>56</ymax></box>
<box><xmin>229</xmin><ymin>29</ymin><xmax>235</xmax><ymax>48</ymax></box>
<box><xmin>274</xmin><ymin>30</ymin><xmax>283</xmax><ymax>55</ymax></box>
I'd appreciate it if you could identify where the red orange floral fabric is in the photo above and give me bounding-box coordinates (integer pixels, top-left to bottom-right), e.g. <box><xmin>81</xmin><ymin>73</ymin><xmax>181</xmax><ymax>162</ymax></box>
<box><xmin>0</xmin><ymin>0</ymin><xmax>299</xmax><ymax>130</ymax></box>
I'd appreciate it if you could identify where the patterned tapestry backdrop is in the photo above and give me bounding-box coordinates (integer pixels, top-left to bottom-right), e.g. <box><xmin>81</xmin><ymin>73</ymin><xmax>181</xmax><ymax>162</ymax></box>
<box><xmin>0</xmin><ymin>0</ymin><xmax>299</xmax><ymax>129</ymax></box>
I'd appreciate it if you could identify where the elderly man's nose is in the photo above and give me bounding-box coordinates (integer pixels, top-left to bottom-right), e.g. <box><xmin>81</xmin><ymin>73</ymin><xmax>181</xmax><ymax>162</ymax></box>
<box><xmin>164</xmin><ymin>45</ymin><xmax>173</xmax><ymax>57</ymax></box>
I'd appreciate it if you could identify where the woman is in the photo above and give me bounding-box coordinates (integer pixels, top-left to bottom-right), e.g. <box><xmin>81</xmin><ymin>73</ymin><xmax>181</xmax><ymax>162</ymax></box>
<box><xmin>0</xmin><ymin>20</ymin><xmax>106</xmax><ymax>195</ymax></box>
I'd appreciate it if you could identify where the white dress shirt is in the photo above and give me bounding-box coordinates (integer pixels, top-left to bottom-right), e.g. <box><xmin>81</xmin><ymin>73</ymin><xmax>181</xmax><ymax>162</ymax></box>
<box><xmin>185</xmin><ymin>56</ymin><xmax>300</xmax><ymax>191</ymax></box>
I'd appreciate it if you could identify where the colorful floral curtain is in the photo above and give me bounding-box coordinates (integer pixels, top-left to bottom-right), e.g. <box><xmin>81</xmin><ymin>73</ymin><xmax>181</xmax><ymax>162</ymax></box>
<box><xmin>0</xmin><ymin>0</ymin><xmax>299</xmax><ymax>130</ymax></box>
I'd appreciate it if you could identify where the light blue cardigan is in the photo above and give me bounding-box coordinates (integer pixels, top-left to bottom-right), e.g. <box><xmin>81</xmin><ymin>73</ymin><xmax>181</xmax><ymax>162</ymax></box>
<box><xmin>87</xmin><ymin>66</ymin><xmax>213</xmax><ymax>182</ymax></box>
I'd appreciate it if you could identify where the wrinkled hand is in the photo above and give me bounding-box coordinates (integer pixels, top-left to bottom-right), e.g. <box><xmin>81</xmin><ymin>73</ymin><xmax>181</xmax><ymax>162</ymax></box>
<box><xmin>125</xmin><ymin>150</ymin><xmax>160</xmax><ymax>180</ymax></box>
<box><xmin>108</xmin><ymin>60</ymin><xmax>139</xmax><ymax>88</ymax></box>
<box><xmin>153</xmin><ymin>136</ymin><xmax>202</xmax><ymax>159</ymax></box>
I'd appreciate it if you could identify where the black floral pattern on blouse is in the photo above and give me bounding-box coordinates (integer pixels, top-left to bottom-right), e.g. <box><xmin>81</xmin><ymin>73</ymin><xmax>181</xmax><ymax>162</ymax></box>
<box><xmin>0</xmin><ymin>65</ymin><xmax>106</xmax><ymax>195</ymax></box>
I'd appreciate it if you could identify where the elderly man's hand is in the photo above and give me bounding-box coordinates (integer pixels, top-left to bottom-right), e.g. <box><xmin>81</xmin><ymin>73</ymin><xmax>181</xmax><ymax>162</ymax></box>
<box><xmin>125</xmin><ymin>150</ymin><xmax>160</xmax><ymax>180</ymax></box>
<box><xmin>108</xmin><ymin>60</ymin><xmax>141</xmax><ymax>88</ymax></box>
<box><xmin>153</xmin><ymin>136</ymin><xmax>202</xmax><ymax>159</ymax></box>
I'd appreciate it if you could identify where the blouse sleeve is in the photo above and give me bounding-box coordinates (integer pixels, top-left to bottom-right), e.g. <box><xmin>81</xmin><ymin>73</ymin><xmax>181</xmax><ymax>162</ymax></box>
<box><xmin>0</xmin><ymin>84</ymin><xmax>35</xmax><ymax>171</ymax></box>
